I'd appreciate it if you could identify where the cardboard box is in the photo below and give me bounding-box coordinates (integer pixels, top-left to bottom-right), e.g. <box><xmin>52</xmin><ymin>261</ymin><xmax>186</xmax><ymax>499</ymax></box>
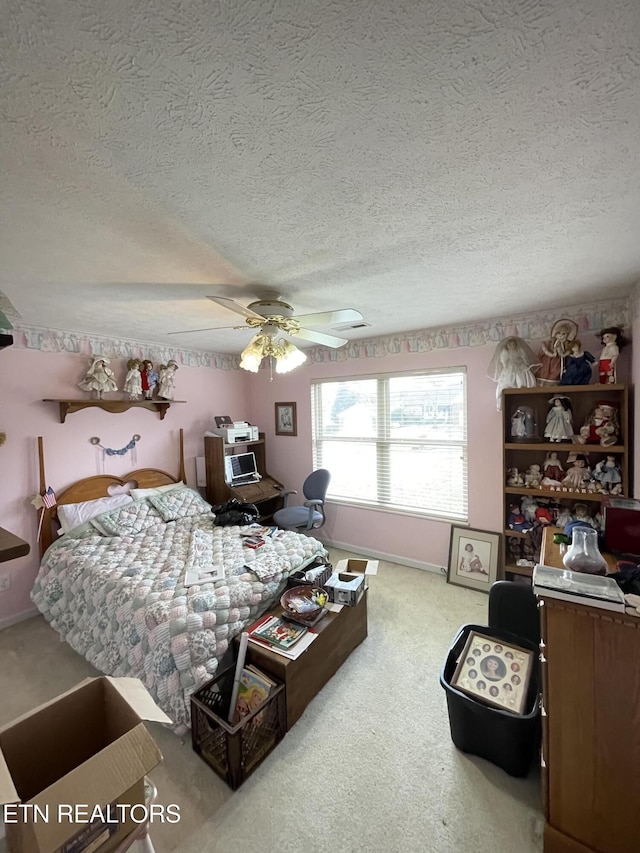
<box><xmin>0</xmin><ymin>677</ymin><xmax>171</xmax><ymax>853</ymax></box>
<box><xmin>324</xmin><ymin>572</ymin><xmax>366</xmax><ymax>606</ymax></box>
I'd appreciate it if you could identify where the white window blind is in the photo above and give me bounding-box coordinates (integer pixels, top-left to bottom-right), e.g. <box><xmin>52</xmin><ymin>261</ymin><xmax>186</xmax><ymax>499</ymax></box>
<box><xmin>311</xmin><ymin>368</ymin><xmax>468</xmax><ymax>521</ymax></box>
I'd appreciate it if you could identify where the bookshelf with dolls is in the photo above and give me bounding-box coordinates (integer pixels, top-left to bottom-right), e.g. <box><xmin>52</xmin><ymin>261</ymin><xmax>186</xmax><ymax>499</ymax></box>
<box><xmin>501</xmin><ymin>383</ymin><xmax>629</xmax><ymax>581</ymax></box>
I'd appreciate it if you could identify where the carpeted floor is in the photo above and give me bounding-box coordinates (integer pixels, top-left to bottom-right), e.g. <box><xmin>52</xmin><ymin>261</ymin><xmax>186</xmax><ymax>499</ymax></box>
<box><xmin>0</xmin><ymin>549</ymin><xmax>544</xmax><ymax>853</ymax></box>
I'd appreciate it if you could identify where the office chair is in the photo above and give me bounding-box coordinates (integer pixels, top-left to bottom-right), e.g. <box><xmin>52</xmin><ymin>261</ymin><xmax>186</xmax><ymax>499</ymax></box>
<box><xmin>273</xmin><ymin>469</ymin><xmax>330</xmax><ymax>532</ymax></box>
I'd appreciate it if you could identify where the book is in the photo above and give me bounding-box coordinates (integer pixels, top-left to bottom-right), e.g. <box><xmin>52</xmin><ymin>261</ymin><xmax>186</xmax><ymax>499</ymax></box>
<box><xmin>532</xmin><ymin>564</ymin><xmax>626</xmax><ymax>612</ymax></box>
<box><xmin>246</xmin><ymin>664</ymin><xmax>277</xmax><ymax>688</ymax></box>
<box><xmin>250</xmin><ymin>615</ymin><xmax>307</xmax><ymax>649</ymax></box>
<box><xmin>244</xmin><ymin>535</ymin><xmax>266</xmax><ymax>549</ymax></box>
<box><xmin>234</xmin><ymin>666</ymin><xmax>273</xmax><ymax>720</ymax></box>
<box><xmin>248</xmin><ymin>630</ymin><xmax>317</xmax><ymax>660</ymax></box>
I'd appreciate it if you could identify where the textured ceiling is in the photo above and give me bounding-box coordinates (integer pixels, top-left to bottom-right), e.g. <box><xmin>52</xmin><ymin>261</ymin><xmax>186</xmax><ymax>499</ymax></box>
<box><xmin>1</xmin><ymin>0</ymin><xmax>639</xmax><ymax>354</ymax></box>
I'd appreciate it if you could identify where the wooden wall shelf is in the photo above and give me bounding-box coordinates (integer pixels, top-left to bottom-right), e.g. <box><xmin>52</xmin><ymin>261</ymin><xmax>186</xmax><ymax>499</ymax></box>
<box><xmin>0</xmin><ymin>526</ymin><xmax>30</xmax><ymax>562</ymax></box>
<box><xmin>43</xmin><ymin>399</ymin><xmax>185</xmax><ymax>423</ymax></box>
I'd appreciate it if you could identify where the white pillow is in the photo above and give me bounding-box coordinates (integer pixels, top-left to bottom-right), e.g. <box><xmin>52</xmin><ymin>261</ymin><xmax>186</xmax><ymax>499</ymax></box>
<box><xmin>129</xmin><ymin>481</ymin><xmax>185</xmax><ymax>500</ymax></box>
<box><xmin>58</xmin><ymin>494</ymin><xmax>134</xmax><ymax>534</ymax></box>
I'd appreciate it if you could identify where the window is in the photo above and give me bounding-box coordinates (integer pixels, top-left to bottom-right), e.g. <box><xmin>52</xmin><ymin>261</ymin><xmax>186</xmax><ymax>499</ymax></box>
<box><xmin>311</xmin><ymin>368</ymin><xmax>467</xmax><ymax>521</ymax></box>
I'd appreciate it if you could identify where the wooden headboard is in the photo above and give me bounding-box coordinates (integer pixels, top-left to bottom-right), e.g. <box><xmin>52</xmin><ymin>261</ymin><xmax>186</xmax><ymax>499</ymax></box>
<box><xmin>37</xmin><ymin>428</ymin><xmax>186</xmax><ymax>557</ymax></box>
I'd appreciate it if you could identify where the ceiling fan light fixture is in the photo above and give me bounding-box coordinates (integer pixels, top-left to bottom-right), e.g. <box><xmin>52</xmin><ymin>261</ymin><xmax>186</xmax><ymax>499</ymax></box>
<box><xmin>239</xmin><ymin>332</ymin><xmax>307</xmax><ymax>375</ymax></box>
<box><xmin>239</xmin><ymin>335</ymin><xmax>265</xmax><ymax>372</ymax></box>
<box><xmin>275</xmin><ymin>339</ymin><xmax>307</xmax><ymax>374</ymax></box>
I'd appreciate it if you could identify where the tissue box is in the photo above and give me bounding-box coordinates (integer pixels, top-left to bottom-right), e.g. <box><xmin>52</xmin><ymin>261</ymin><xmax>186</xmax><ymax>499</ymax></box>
<box><xmin>335</xmin><ymin>558</ymin><xmax>378</xmax><ymax>589</ymax></box>
<box><xmin>324</xmin><ymin>572</ymin><xmax>366</xmax><ymax>606</ymax></box>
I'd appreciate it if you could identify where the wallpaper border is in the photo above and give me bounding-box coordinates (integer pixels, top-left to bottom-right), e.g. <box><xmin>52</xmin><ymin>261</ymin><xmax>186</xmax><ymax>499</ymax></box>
<box><xmin>5</xmin><ymin>324</ymin><xmax>241</xmax><ymax>370</ymax></box>
<box><xmin>1</xmin><ymin>295</ymin><xmax>631</xmax><ymax>368</ymax></box>
<box><xmin>304</xmin><ymin>296</ymin><xmax>631</xmax><ymax>363</ymax></box>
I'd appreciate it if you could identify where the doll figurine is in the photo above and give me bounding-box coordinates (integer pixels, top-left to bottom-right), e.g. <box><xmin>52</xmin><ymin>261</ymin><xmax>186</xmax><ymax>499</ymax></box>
<box><xmin>510</xmin><ymin>406</ymin><xmax>537</xmax><ymax>440</ymax></box>
<box><xmin>77</xmin><ymin>356</ymin><xmax>118</xmax><ymax>399</ymax></box>
<box><xmin>578</xmin><ymin>402</ymin><xmax>620</xmax><ymax>447</ymax></box>
<box><xmin>592</xmin><ymin>455</ymin><xmax>623</xmax><ymax>494</ymax></box>
<box><xmin>598</xmin><ymin>326</ymin><xmax>626</xmax><ymax>384</ymax></box>
<box><xmin>520</xmin><ymin>495</ymin><xmax>539</xmax><ymax>523</ymax></box>
<box><xmin>573</xmin><ymin>502</ymin><xmax>597</xmax><ymax>528</ymax></box>
<box><xmin>544</xmin><ymin>395</ymin><xmax>574</xmax><ymax>442</ymax></box>
<box><xmin>535</xmin><ymin>505</ymin><xmax>553</xmax><ymax>525</ymax></box>
<box><xmin>511</xmin><ymin>409</ymin><xmax>526</xmax><ymax>439</ymax></box>
<box><xmin>555</xmin><ymin>507</ymin><xmax>573</xmax><ymax>529</ymax></box>
<box><xmin>525</xmin><ymin>464</ymin><xmax>542</xmax><ymax>488</ymax></box>
<box><xmin>560</xmin><ymin>339</ymin><xmax>595</xmax><ymax>386</ymax></box>
<box><xmin>507</xmin><ymin>503</ymin><xmax>531</xmax><ymax>532</ymax></box>
<box><xmin>157</xmin><ymin>360</ymin><xmax>178</xmax><ymax>400</ymax></box>
<box><xmin>535</xmin><ymin>319</ymin><xmax>578</xmax><ymax>386</ymax></box>
<box><xmin>124</xmin><ymin>358</ymin><xmax>143</xmax><ymax>400</ymax></box>
<box><xmin>140</xmin><ymin>359</ymin><xmax>159</xmax><ymax>400</ymax></box>
<box><xmin>562</xmin><ymin>455</ymin><xmax>592</xmax><ymax>491</ymax></box>
<box><xmin>506</xmin><ymin>467</ymin><xmax>524</xmax><ymax>486</ymax></box>
<box><xmin>487</xmin><ymin>336</ymin><xmax>539</xmax><ymax>410</ymax></box>
<box><xmin>542</xmin><ymin>451</ymin><xmax>565</xmax><ymax>484</ymax></box>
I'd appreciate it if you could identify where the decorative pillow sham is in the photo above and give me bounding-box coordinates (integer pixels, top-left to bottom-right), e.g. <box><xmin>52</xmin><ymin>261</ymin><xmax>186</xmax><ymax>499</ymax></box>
<box><xmin>148</xmin><ymin>488</ymin><xmax>212</xmax><ymax>522</ymax></box>
<box><xmin>129</xmin><ymin>481</ymin><xmax>185</xmax><ymax>500</ymax></box>
<box><xmin>90</xmin><ymin>499</ymin><xmax>165</xmax><ymax>536</ymax></box>
<box><xmin>58</xmin><ymin>494</ymin><xmax>133</xmax><ymax>534</ymax></box>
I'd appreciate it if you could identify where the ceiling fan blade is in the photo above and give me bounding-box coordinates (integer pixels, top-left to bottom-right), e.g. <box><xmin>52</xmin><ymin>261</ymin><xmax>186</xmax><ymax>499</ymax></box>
<box><xmin>167</xmin><ymin>326</ymin><xmax>221</xmax><ymax>335</ymax></box>
<box><xmin>294</xmin><ymin>327</ymin><xmax>349</xmax><ymax>348</ymax></box>
<box><xmin>207</xmin><ymin>296</ymin><xmax>266</xmax><ymax>320</ymax></box>
<box><xmin>166</xmin><ymin>324</ymin><xmax>246</xmax><ymax>335</ymax></box>
<box><xmin>291</xmin><ymin>308</ymin><xmax>363</xmax><ymax>327</ymax></box>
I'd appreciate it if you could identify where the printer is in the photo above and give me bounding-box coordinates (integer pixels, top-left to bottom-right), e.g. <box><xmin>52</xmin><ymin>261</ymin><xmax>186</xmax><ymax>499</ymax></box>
<box><xmin>212</xmin><ymin>421</ymin><xmax>259</xmax><ymax>443</ymax></box>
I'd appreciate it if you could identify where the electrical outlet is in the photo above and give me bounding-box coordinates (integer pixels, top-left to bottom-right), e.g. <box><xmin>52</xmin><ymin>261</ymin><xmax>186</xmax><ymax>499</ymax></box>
<box><xmin>0</xmin><ymin>574</ymin><xmax>11</xmax><ymax>592</ymax></box>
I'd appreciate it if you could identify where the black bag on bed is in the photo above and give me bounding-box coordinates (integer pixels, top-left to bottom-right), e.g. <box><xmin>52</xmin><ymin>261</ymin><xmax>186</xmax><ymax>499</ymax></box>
<box><xmin>212</xmin><ymin>498</ymin><xmax>260</xmax><ymax>526</ymax></box>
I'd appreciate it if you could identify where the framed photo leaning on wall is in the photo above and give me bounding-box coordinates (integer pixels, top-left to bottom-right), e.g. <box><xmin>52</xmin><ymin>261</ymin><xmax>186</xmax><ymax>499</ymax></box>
<box><xmin>447</xmin><ymin>526</ymin><xmax>500</xmax><ymax>593</ymax></box>
<box><xmin>275</xmin><ymin>402</ymin><xmax>297</xmax><ymax>436</ymax></box>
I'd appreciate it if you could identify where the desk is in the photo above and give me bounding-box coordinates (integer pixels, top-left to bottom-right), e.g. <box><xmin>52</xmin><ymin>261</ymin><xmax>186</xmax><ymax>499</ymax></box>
<box><xmin>536</xmin><ymin>527</ymin><xmax>640</xmax><ymax>853</ymax></box>
<box><xmin>0</xmin><ymin>527</ymin><xmax>30</xmax><ymax>563</ymax></box>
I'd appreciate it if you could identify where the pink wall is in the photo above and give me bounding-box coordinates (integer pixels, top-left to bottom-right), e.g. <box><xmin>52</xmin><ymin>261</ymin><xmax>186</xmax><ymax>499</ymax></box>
<box><xmin>245</xmin><ymin>346</ymin><xmax>505</xmax><ymax>570</ymax></box>
<box><xmin>247</xmin><ymin>328</ymin><xmax>627</xmax><ymax>570</ymax></box>
<box><xmin>1</xmin><ymin>317</ymin><xmax>633</xmax><ymax>624</ymax></box>
<box><xmin>0</xmin><ymin>348</ymin><xmax>248</xmax><ymax>623</ymax></box>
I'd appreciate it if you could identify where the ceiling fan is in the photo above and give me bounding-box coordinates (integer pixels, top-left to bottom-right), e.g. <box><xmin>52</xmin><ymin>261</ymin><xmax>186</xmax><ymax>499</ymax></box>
<box><xmin>169</xmin><ymin>292</ymin><xmax>365</xmax><ymax>373</ymax></box>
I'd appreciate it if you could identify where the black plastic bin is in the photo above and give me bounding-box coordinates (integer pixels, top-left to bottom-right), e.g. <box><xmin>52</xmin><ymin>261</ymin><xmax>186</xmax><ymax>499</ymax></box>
<box><xmin>440</xmin><ymin>623</ymin><xmax>541</xmax><ymax>777</ymax></box>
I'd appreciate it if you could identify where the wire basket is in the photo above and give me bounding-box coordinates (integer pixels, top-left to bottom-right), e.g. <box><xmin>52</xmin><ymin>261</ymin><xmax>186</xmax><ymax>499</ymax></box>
<box><xmin>191</xmin><ymin>666</ymin><xmax>286</xmax><ymax>789</ymax></box>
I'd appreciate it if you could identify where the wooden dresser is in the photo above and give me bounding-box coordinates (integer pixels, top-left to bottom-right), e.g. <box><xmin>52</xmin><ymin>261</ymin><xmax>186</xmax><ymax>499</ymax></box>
<box><xmin>538</xmin><ymin>527</ymin><xmax>640</xmax><ymax>853</ymax></box>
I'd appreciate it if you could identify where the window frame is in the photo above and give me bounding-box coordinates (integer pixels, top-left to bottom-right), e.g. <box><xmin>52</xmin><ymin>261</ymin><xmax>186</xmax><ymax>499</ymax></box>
<box><xmin>311</xmin><ymin>367</ymin><xmax>468</xmax><ymax>522</ymax></box>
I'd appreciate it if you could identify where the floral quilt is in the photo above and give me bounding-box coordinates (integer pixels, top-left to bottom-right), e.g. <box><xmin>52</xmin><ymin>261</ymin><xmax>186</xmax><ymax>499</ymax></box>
<box><xmin>31</xmin><ymin>498</ymin><xmax>326</xmax><ymax>731</ymax></box>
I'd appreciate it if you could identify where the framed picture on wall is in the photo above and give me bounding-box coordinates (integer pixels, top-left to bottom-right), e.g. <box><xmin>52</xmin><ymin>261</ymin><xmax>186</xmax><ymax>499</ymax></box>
<box><xmin>447</xmin><ymin>526</ymin><xmax>500</xmax><ymax>593</ymax></box>
<box><xmin>275</xmin><ymin>402</ymin><xmax>297</xmax><ymax>436</ymax></box>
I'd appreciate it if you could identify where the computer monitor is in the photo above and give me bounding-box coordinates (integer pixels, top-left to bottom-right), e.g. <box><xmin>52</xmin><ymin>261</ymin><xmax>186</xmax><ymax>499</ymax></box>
<box><xmin>225</xmin><ymin>451</ymin><xmax>258</xmax><ymax>483</ymax></box>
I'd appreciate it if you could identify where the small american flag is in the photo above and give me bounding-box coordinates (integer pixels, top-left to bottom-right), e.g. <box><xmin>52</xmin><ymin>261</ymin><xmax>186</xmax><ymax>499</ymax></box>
<box><xmin>42</xmin><ymin>486</ymin><xmax>57</xmax><ymax>509</ymax></box>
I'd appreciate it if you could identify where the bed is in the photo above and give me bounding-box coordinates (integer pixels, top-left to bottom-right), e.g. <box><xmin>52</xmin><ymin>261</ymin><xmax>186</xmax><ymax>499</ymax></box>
<box><xmin>31</xmin><ymin>431</ymin><xmax>327</xmax><ymax>732</ymax></box>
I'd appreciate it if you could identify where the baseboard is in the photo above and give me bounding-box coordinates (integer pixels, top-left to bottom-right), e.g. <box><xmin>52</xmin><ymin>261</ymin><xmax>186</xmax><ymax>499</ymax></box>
<box><xmin>0</xmin><ymin>607</ymin><xmax>38</xmax><ymax>631</ymax></box>
<box><xmin>320</xmin><ymin>538</ymin><xmax>445</xmax><ymax>576</ymax></box>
